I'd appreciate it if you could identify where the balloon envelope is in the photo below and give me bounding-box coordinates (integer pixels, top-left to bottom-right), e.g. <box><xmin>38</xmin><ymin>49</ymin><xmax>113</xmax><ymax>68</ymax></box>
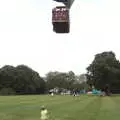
<box><xmin>53</xmin><ymin>0</ymin><xmax>75</xmax><ymax>8</ymax></box>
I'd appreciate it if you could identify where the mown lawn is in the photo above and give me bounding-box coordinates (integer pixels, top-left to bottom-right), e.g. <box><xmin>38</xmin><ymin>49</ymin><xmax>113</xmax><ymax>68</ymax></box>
<box><xmin>0</xmin><ymin>95</ymin><xmax>120</xmax><ymax>120</ymax></box>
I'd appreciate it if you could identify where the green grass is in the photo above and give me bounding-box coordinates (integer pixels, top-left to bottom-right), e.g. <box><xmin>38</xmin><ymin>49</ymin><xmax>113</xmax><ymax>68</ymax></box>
<box><xmin>0</xmin><ymin>95</ymin><xmax>120</xmax><ymax>120</ymax></box>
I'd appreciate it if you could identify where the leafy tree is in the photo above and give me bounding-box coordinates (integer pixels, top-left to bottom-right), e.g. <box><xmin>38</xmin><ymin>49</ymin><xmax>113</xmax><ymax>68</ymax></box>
<box><xmin>45</xmin><ymin>71</ymin><xmax>87</xmax><ymax>91</ymax></box>
<box><xmin>45</xmin><ymin>71</ymin><xmax>68</xmax><ymax>90</ymax></box>
<box><xmin>0</xmin><ymin>65</ymin><xmax>16</xmax><ymax>89</ymax></box>
<box><xmin>66</xmin><ymin>71</ymin><xmax>76</xmax><ymax>90</ymax></box>
<box><xmin>0</xmin><ymin>65</ymin><xmax>45</xmax><ymax>95</ymax></box>
<box><xmin>15</xmin><ymin>65</ymin><xmax>45</xmax><ymax>94</ymax></box>
<box><xmin>86</xmin><ymin>51</ymin><xmax>120</xmax><ymax>91</ymax></box>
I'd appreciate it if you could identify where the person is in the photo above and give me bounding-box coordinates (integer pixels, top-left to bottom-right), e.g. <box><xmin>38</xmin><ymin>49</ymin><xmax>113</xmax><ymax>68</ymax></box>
<box><xmin>51</xmin><ymin>92</ymin><xmax>54</xmax><ymax>96</ymax></box>
<box><xmin>40</xmin><ymin>106</ymin><xmax>48</xmax><ymax>120</ymax></box>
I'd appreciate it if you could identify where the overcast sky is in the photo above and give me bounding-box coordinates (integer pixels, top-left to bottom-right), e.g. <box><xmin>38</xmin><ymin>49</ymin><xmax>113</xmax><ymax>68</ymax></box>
<box><xmin>0</xmin><ymin>0</ymin><xmax>120</xmax><ymax>76</ymax></box>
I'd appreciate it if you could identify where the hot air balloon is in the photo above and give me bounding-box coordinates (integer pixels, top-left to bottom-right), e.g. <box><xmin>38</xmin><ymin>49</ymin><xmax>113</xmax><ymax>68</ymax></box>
<box><xmin>52</xmin><ymin>0</ymin><xmax>75</xmax><ymax>33</ymax></box>
<box><xmin>52</xmin><ymin>6</ymin><xmax>70</xmax><ymax>33</ymax></box>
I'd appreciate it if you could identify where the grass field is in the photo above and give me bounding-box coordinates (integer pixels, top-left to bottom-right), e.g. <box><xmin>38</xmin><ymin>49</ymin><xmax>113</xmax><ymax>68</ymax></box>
<box><xmin>0</xmin><ymin>95</ymin><xmax>120</xmax><ymax>120</ymax></box>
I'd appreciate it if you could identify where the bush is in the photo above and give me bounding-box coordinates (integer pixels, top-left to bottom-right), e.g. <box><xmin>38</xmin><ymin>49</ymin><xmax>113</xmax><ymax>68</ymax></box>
<box><xmin>0</xmin><ymin>88</ymin><xmax>16</xmax><ymax>95</ymax></box>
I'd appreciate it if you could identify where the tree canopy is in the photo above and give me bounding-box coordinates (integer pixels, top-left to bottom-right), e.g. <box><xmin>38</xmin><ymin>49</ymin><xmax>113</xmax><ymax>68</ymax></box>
<box><xmin>0</xmin><ymin>65</ymin><xmax>45</xmax><ymax>95</ymax></box>
<box><xmin>86</xmin><ymin>51</ymin><xmax>120</xmax><ymax>91</ymax></box>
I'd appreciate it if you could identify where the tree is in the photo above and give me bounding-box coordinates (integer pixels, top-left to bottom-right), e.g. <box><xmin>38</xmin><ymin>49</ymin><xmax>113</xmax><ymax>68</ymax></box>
<box><xmin>0</xmin><ymin>64</ymin><xmax>45</xmax><ymax>95</ymax></box>
<box><xmin>66</xmin><ymin>71</ymin><xmax>76</xmax><ymax>90</ymax></box>
<box><xmin>0</xmin><ymin>65</ymin><xmax>17</xmax><ymax>89</ymax></box>
<box><xmin>45</xmin><ymin>71</ymin><xmax>69</xmax><ymax>90</ymax></box>
<box><xmin>86</xmin><ymin>51</ymin><xmax>120</xmax><ymax>92</ymax></box>
<box><xmin>76</xmin><ymin>74</ymin><xmax>87</xmax><ymax>84</ymax></box>
<box><xmin>74</xmin><ymin>74</ymin><xmax>88</xmax><ymax>90</ymax></box>
<box><xmin>45</xmin><ymin>71</ymin><xmax>87</xmax><ymax>92</ymax></box>
<box><xmin>15</xmin><ymin>65</ymin><xmax>45</xmax><ymax>94</ymax></box>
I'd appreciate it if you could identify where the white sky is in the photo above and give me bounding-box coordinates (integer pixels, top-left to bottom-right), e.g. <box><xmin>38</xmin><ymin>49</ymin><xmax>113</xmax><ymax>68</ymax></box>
<box><xmin>0</xmin><ymin>0</ymin><xmax>120</xmax><ymax>77</ymax></box>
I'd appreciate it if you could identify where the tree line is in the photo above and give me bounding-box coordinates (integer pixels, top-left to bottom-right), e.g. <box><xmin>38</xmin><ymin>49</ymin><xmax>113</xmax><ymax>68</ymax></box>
<box><xmin>0</xmin><ymin>65</ymin><xmax>87</xmax><ymax>95</ymax></box>
<box><xmin>0</xmin><ymin>51</ymin><xmax>120</xmax><ymax>95</ymax></box>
